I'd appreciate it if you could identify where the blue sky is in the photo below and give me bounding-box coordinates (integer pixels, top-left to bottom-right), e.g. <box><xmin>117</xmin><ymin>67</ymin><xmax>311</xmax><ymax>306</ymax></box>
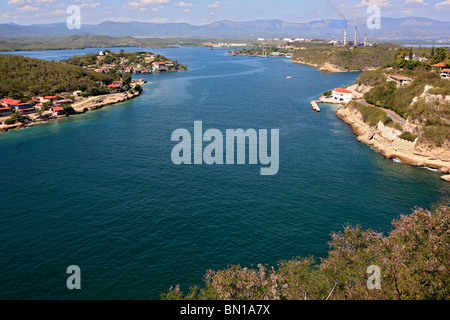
<box><xmin>1</xmin><ymin>0</ymin><xmax>450</xmax><ymax>25</ymax></box>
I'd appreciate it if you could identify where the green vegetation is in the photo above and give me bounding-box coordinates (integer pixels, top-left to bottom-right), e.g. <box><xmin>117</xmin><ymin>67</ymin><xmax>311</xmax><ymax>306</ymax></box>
<box><xmin>347</xmin><ymin>100</ymin><xmax>398</xmax><ymax>129</ymax></box>
<box><xmin>399</xmin><ymin>131</ymin><xmax>418</xmax><ymax>142</ymax></box>
<box><xmin>0</xmin><ymin>35</ymin><xmax>210</xmax><ymax>52</ymax></box>
<box><xmin>162</xmin><ymin>205</ymin><xmax>450</xmax><ymax>300</ymax></box>
<box><xmin>64</xmin><ymin>50</ymin><xmax>187</xmax><ymax>72</ymax></box>
<box><xmin>3</xmin><ymin>112</ymin><xmax>28</xmax><ymax>125</ymax></box>
<box><xmin>323</xmin><ymin>90</ymin><xmax>332</xmax><ymax>97</ymax></box>
<box><xmin>0</xmin><ymin>54</ymin><xmax>119</xmax><ymax>100</ymax></box>
<box><xmin>292</xmin><ymin>43</ymin><xmax>398</xmax><ymax>71</ymax></box>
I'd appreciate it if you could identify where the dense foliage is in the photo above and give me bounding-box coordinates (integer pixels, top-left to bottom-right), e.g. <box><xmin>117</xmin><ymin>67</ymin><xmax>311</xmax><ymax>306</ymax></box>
<box><xmin>0</xmin><ymin>54</ymin><xmax>119</xmax><ymax>100</ymax></box>
<box><xmin>162</xmin><ymin>205</ymin><xmax>450</xmax><ymax>300</ymax></box>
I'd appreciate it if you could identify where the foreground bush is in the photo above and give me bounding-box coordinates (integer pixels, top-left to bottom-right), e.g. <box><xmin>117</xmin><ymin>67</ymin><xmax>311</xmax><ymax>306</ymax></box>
<box><xmin>161</xmin><ymin>205</ymin><xmax>449</xmax><ymax>300</ymax></box>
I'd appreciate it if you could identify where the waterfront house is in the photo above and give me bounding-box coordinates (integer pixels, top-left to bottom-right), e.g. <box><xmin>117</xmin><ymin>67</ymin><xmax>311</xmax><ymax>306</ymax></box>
<box><xmin>389</xmin><ymin>75</ymin><xmax>414</xmax><ymax>86</ymax></box>
<box><xmin>152</xmin><ymin>61</ymin><xmax>168</xmax><ymax>72</ymax></box>
<box><xmin>56</xmin><ymin>99</ymin><xmax>72</xmax><ymax>105</ymax></box>
<box><xmin>1</xmin><ymin>98</ymin><xmax>22</xmax><ymax>107</ymax></box>
<box><xmin>34</xmin><ymin>103</ymin><xmax>43</xmax><ymax>111</ymax></box>
<box><xmin>14</xmin><ymin>103</ymin><xmax>35</xmax><ymax>115</ymax></box>
<box><xmin>332</xmin><ymin>88</ymin><xmax>353</xmax><ymax>103</ymax></box>
<box><xmin>107</xmin><ymin>84</ymin><xmax>122</xmax><ymax>93</ymax></box>
<box><xmin>51</xmin><ymin>106</ymin><xmax>64</xmax><ymax>116</ymax></box>
<box><xmin>0</xmin><ymin>106</ymin><xmax>11</xmax><ymax>116</ymax></box>
<box><xmin>43</xmin><ymin>96</ymin><xmax>58</xmax><ymax>103</ymax></box>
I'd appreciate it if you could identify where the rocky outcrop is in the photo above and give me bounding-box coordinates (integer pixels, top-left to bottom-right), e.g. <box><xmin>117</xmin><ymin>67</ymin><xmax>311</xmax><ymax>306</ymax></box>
<box><xmin>336</xmin><ymin>105</ymin><xmax>450</xmax><ymax>175</ymax></box>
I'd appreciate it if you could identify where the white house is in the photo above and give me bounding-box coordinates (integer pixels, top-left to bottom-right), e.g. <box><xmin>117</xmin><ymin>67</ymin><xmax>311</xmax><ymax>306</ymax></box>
<box><xmin>332</xmin><ymin>88</ymin><xmax>353</xmax><ymax>102</ymax></box>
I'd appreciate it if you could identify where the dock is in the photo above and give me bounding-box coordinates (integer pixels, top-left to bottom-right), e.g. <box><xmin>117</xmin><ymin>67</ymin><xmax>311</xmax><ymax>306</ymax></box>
<box><xmin>311</xmin><ymin>100</ymin><xmax>321</xmax><ymax>112</ymax></box>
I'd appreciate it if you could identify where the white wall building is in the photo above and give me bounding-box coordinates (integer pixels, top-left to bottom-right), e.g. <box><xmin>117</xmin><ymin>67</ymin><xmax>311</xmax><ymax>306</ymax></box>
<box><xmin>332</xmin><ymin>88</ymin><xmax>353</xmax><ymax>102</ymax></box>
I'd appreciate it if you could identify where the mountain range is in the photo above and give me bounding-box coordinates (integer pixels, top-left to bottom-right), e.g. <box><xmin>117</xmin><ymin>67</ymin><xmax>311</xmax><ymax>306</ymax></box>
<box><xmin>1</xmin><ymin>17</ymin><xmax>449</xmax><ymax>41</ymax></box>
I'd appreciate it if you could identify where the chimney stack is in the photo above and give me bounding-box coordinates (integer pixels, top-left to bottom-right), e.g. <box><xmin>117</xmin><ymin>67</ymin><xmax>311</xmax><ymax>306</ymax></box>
<box><xmin>364</xmin><ymin>34</ymin><xmax>367</xmax><ymax>47</ymax></box>
<box><xmin>354</xmin><ymin>26</ymin><xmax>357</xmax><ymax>46</ymax></box>
<box><xmin>344</xmin><ymin>26</ymin><xmax>347</xmax><ymax>46</ymax></box>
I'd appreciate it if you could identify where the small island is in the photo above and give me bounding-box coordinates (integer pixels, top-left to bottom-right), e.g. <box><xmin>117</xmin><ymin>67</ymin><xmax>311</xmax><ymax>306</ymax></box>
<box><xmin>0</xmin><ymin>51</ymin><xmax>187</xmax><ymax>132</ymax></box>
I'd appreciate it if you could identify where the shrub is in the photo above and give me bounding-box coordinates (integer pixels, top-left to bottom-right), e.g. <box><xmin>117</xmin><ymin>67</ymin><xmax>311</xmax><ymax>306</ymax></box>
<box><xmin>162</xmin><ymin>205</ymin><xmax>450</xmax><ymax>300</ymax></box>
<box><xmin>323</xmin><ymin>90</ymin><xmax>332</xmax><ymax>97</ymax></box>
<box><xmin>399</xmin><ymin>131</ymin><xmax>418</xmax><ymax>142</ymax></box>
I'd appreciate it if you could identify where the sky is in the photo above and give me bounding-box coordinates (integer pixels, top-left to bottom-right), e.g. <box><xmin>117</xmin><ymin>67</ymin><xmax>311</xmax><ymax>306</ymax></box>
<box><xmin>1</xmin><ymin>0</ymin><xmax>450</xmax><ymax>25</ymax></box>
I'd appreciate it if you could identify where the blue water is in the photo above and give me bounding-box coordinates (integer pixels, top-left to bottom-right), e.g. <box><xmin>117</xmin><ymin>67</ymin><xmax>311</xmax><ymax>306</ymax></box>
<box><xmin>0</xmin><ymin>47</ymin><xmax>448</xmax><ymax>299</ymax></box>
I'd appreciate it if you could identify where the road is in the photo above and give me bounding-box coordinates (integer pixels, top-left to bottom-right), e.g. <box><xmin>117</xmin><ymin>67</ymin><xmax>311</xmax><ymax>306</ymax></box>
<box><xmin>356</xmin><ymin>99</ymin><xmax>407</xmax><ymax>125</ymax></box>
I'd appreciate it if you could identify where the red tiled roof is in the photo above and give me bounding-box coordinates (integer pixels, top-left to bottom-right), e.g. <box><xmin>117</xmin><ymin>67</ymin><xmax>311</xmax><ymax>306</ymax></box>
<box><xmin>43</xmin><ymin>96</ymin><xmax>57</xmax><ymax>99</ymax></box>
<box><xmin>0</xmin><ymin>106</ymin><xmax>10</xmax><ymax>110</ymax></box>
<box><xmin>153</xmin><ymin>61</ymin><xmax>166</xmax><ymax>65</ymax></box>
<box><xmin>442</xmin><ymin>69</ymin><xmax>450</xmax><ymax>72</ymax></box>
<box><xmin>433</xmin><ymin>62</ymin><xmax>446</xmax><ymax>67</ymax></box>
<box><xmin>1</xmin><ymin>98</ymin><xmax>22</xmax><ymax>105</ymax></box>
<box><xmin>333</xmin><ymin>88</ymin><xmax>352</xmax><ymax>94</ymax></box>
<box><xmin>53</xmin><ymin>106</ymin><xmax>63</xmax><ymax>111</ymax></box>
<box><xmin>107</xmin><ymin>84</ymin><xmax>121</xmax><ymax>88</ymax></box>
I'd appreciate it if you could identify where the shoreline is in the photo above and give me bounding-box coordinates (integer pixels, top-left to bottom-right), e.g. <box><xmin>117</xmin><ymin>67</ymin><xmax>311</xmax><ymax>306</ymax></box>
<box><xmin>291</xmin><ymin>59</ymin><xmax>376</xmax><ymax>73</ymax></box>
<box><xmin>335</xmin><ymin>105</ymin><xmax>450</xmax><ymax>175</ymax></box>
<box><xmin>0</xmin><ymin>88</ymin><xmax>143</xmax><ymax>133</ymax></box>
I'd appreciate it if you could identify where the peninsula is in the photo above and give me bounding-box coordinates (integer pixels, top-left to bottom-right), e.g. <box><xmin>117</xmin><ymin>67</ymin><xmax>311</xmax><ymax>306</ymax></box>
<box><xmin>319</xmin><ymin>46</ymin><xmax>450</xmax><ymax>177</ymax></box>
<box><xmin>0</xmin><ymin>51</ymin><xmax>187</xmax><ymax>132</ymax></box>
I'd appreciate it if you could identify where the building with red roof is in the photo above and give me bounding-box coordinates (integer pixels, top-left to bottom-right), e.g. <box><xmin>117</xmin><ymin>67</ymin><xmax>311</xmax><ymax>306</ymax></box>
<box><xmin>1</xmin><ymin>98</ymin><xmax>22</xmax><ymax>107</ymax></box>
<box><xmin>51</xmin><ymin>106</ymin><xmax>64</xmax><ymax>116</ymax></box>
<box><xmin>332</xmin><ymin>88</ymin><xmax>353</xmax><ymax>102</ymax></box>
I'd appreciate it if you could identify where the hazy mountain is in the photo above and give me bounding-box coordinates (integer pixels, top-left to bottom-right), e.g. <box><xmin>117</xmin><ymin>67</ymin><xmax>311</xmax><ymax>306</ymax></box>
<box><xmin>0</xmin><ymin>17</ymin><xmax>449</xmax><ymax>41</ymax></box>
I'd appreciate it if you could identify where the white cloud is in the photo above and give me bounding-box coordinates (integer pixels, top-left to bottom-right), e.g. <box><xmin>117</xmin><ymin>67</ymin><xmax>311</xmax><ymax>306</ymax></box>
<box><xmin>79</xmin><ymin>1</ymin><xmax>100</xmax><ymax>8</ymax></box>
<box><xmin>358</xmin><ymin>0</ymin><xmax>390</xmax><ymax>7</ymax></box>
<box><xmin>151</xmin><ymin>17</ymin><xmax>168</xmax><ymax>22</ymax></box>
<box><xmin>183</xmin><ymin>8</ymin><xmax>192</xmax><ymax>12</ymax></box>
<box><xmin>207</xmin><ymin>1</ymin><xmax>225</xmax><ymax>9</ymax></box>
<box><xmin>436</xmin><ymin>0</ymin><xmax>450</xmax><ymax>7</ymax></box>
<box><xmin>175</xmin><ymin>1</ymin><xmax>193</xmax><ymax>7</ymax></box>
<box><xmin>17</xmin><ymin>4</ymin><xmax>39</xmax><ymax>12</ymax></box>
<box><xmin>7</xmin><ymin>0</ymin><xmax>30</xmax><ymax>6</ymax></box>
<box><xmin>127</xmin><ymin>0</ymin><xmax>171</xmax><ymax>7</ymax></box>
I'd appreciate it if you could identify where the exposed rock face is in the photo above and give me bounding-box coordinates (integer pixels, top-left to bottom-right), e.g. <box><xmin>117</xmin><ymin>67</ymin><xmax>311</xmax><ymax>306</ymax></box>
<box><xmin>441</xmin><ymin>175</ymin><xmax>450</xmax><ymax>182</ymax></box>
<box><xmin>319</xmin><ymin>62</ymin><xmax>347</xmax><ymax>73</ymax></box>
<box><xmin>336</xmin><ymin>105</ymin><xmax>450</xmax><ymax>174</ymax></box>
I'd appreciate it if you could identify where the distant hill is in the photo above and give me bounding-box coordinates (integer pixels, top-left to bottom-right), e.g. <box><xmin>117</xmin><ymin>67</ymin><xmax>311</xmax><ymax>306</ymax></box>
<box><xmin>0</xmin><ymin>17</ymin><xmax>450</xmax><ymax>41</ymax></box>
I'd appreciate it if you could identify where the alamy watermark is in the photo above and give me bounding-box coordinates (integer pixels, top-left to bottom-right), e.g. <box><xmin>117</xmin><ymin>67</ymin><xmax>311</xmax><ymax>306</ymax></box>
<box><xmin>67</xmin><ymin>5</ymin><xmax>81</xmax><ymax>30</ymax></box>
<box><xmin>367</xmin><ymin>5</ymin><xmax>381</xmax><ymax>30</ymax></box>
<box><xmin>66</xmin><ymin>265</ymin><xmax>81</xmax><ymax>290</ymax></box>
<box><xmin>171</xmin><ymin>121</ymin><xmax>279</xmax><ymax>176</ymax></box>
<box><xmin>367</xmin><ymin>265</ymin><xmax>381</xmax><ymax>290</ymax></box>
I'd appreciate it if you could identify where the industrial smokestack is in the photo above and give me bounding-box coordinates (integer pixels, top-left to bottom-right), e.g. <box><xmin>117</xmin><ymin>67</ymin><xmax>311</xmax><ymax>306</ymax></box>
<box><xmin>354</xmin><ymin>26</ymin><xmax>357</xmax><ymax>46</ymax></box>
<box><xmin>344</xmin><ymin>26</ymin><xmax>347</xmax><ymax>46</ymax></box>
<box><xmin>364</xmin><ymin>34</ymin><xmax>367</xmax><ymax>47</ymax></box>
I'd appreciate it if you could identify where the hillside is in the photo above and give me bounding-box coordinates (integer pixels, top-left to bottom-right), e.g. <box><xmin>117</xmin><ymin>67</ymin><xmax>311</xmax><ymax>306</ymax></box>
<box><xmin>291</xmin><ymin>43</ymin><xmax>398</xmax><ymax>72</ymax></box>
<box><xmin>0</xmin><ymin>54</ymin><xmax>120</xmax><ymax>99</ymax></box>
<box><xmin>0</xmin><ymin>35</ymin><xmax>209</xmax><ymax>52</ymax></box>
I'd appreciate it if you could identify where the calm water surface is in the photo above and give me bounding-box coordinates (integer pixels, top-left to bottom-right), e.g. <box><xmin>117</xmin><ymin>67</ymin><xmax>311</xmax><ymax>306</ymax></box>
<box><xmin>0</xmin><ymin>47</ymin><xmax>448</xmax><ymax>299</ymax></box>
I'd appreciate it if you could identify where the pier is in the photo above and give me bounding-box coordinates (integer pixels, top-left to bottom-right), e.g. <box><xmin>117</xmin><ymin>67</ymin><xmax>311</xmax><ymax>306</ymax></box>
<box><xmin>311</xmin><ymin>100</ymin><xmax>321</xmax><ymax>112</ymax></box>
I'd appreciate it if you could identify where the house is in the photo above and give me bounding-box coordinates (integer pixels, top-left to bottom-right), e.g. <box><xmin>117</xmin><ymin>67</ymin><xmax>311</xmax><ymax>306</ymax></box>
<box><xmin>152</xmin><ymin>61</ymin><xmax>168</xmax><ymax>72</ymax></box>
<box><xmin>51</xmin><ymin>106</ymin><xmax>64</xmax><ymax>116</ymax></box>
<box><xmin>34</xmin><ymin>103</ymin><xmax>43</xmax><ymax>111</ymax></box>
<box><xmin>107</xmin><ymin>84</ymin><xmax>122</xmax><ymax>93</ymax></box>
<box><xmin>389</xmin><ymin>75</ymin><xmax>414</xmax><ymax>86</ymax></box>
<box><xmin>332</xmin><ymin>88</ymin><xmax>353</xmax><ymax>102</ymax></box>
<box><xmin>14</xmin><ymin>103</ymin><xmax>35</xmax><ymax>114</ymax></box>
<box><xmin>441</xmin><ymin>68</ymin><xmax>450</xmax><ymax>79</ymax></box>
<box><xmin>73</xmin><ymin>91</ymin><xmax>82</xmax><ymax>97</ymax></box>
<box><xmin>55</xmin><ymin>99</ymin><xmax>72</xmax><ymax>105</ymax></box>
<box><xmin>1</xmin><ymin>98</ymin><xmax>22</xmax><ymax>107</ymax></box>
<box><xmin>0</xmin><ymin>106</ymin><xmax>11</xmax><ymax>116</ymax></box>
<box><xmin>43</xmin><ymin>95</ymin><xmax>58</xmax><ymax>102</ymax></box>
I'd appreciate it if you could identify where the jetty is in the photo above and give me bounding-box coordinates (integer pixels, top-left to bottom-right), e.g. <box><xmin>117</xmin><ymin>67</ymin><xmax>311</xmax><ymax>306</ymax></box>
<box><xmin>311</xmin><ymin>100</ymin><xmax>321</xmax><ymax>112</ymax></box>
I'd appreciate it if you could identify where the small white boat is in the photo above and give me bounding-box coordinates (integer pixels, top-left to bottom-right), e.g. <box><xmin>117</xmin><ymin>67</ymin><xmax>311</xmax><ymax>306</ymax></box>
<box><xmin>286</xmin><ymin>76</ymin><xmax>292</xmax><ymax>79</ymax></box>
